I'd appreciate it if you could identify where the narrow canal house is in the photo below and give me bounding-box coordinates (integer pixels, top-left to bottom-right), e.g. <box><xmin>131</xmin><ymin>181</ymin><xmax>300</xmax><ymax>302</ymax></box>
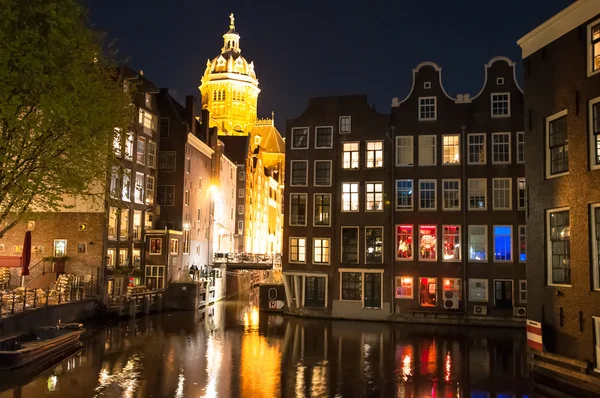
<box><xmin>283</xmin><ymin>95</ymin><xmax>392</xmax><ymax>320</ymax></box>
<box><xmin>390</xmin><ymin>57</ymin><xmax>526</xmax><ymax>322</ymax></box>
<box><xmin>282</xmin><ymin>57</ymin><xmax>526</xmax><ymax>324</ymax></box>
<box><xmin>518</xmin><ymin>0</ymin><xmax>600</xmax><ymax>390</ymax></box>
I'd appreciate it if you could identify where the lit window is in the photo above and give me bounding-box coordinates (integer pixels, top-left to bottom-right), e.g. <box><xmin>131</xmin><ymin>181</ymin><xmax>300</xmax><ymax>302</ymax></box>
<box><xmin>290</xmin><ymin>193</ymin><xmax>307</xmax><ymax>226</ymax></box>
<box><xmin>468</xmin><ymin>225</ymin><xmax>487</xmax><ymax>261</ymax></box>
<box><xmin>366</xmin><ymin>141</ymin><xmax>383</xmax><ymax>168</ymax></box>
<box><xmin>106</xmin><ymin>248</ymin><xmax>116</xmax><ymax>267</ymax></box>
<box><xmin>493</xmin><ymin>225</ymin><xmax>512</xmax><ymax>262</ymax></box>
<box><xmin>519</xmin><ymin>225</ymin><xmax>527</xmax><ymax>263</ymax></box>
<box><xmin>145</xmin><ymin>93</ymin><xmax>151</xmax><ymax>108</ymax></box>
<box><xmin>396</xmin><ymin>136</ymin><xmax>414</xmax><ymax>166</ymax></box>
<box><xmin>122</xmin><ymin>169</ymin><xmax>131</xmax><ymax>201</ymax></box>
<box><xmin>396</xmin><ymin>179</ymin><xmax>414</xmax><ymax>210</ymax></box>
<box><xmin>418</xmin><ymin>135</ymin><xmax>436</xmax><ymax>166</ymax></box>
<box><xmin>491</xmin><ymin>93</ymin><xmax>510</xmax><ymax>117</ymax></box>
<box><xmin>588</xmin><ymin>22</ymin><xmax>600</xmax><ymax>74</ymax></box>
<box><xmin>119</xmin><ymin>248</ymin><xmax>129</xmax><ymax>266</ymax></box>
<box><xmin>184</xmin><ymin>190</ymin><xmax>190</xmax><ymax>206</ymax></box>
<box><xmin>396</xmin><ymin>225</ymin><xmax>413</xmax><ymax>260</ymax></box>
<box><xmin>395</xmin><ymin>277</ymin><xmax>413</xmax><ymax>299</ymax></box>
<box><xmin>442</xmin><ymin>135</ymin><xmax>460</xmax><ymax>164</ymax></box>
<box><xmin>365</xmin><ymin>227</ymin><xmax>383</xmax><ymax>264</ymax></box>
<box><xmin>342</xmin><ymin>182</ymin><xmax>359</xmax><ymax>212</ymax></box>
<box><xmin>469</xmin><ymin>279</ymin><xmax>488</xmax><ymax>303</ymax></box>
<box><xmin>517</xmin><ymin>132</ymin><xmax>525</xmax><ymax>164</ymax></box>
<box><xmin>341</xmin><ymin>272</ymin><xmax>362</xmax><ymax>300</ymax></box>
<box><xmin>134</xmin><ymin>172</ymin><xmax>144</xmax><ymax>204</ymax></box>
<box><xmin>343</xmin><ymin>142</ymin><xmax>359</xmax><ymax>170</ymax></box>
<box><xmin>313</xmin><ymin>194</ymin><xmax>331</xmax><ymax>226</ymax></box>
<box><xmin>518</xmin><ymin>178</ymin><xmax>526</xmax><ymax>210</ymax></box>
<box><xmin>419</xmin><ymin>277</ymin><xmax>437</xmax><ymax>307</ymax></box>
<box><xmin>546</xmin><ymin>110</ymin><xmax>569</xmax><ymax>177</ymax></box>
<box><xmin>313</xmin><ymin>238</ymin><xmax>330</xmax><ymax>264</ymax></box>
<box><xmin>442</xmin><ymin>225</ymin><xmax>461</xmax><ymax>261</ymax></box>
<box><xmin>339</xmin><ymin>116</ymin><xmax>351</xmax><ymax>133</ymax></box>
<box><xmin>120</xmin><ymin>209</ymin><xmax>129</xmax><ymax>241</ymax></box>
<box><xmin>419</xmin><ymin>97</ymin><xmax>437</xmax><ymax>121</ymax></box>
<box><xmin>492</xmin><ymin>132</ymin><xmax>510</xmax><ymax>164</ymax></box>
<box><xmin>546</xmin><ymin>208</ymin><xmax>571</xmax><ymax>285</ymax></box>
<box><xmin>290</xmin><ymin>160</ymin><xmax>308</xmax><ymax>186</ymax></box>
<box><xmin>113</xmin><ymin>129</ymin><xmax>122</xmax><ymax>157</ymax></box>
<box><xmin>291</xmin><ymin>127</ymin><xmax>309</xmax><ymax>149</ymax></box>
<box><xmin>366</xmin><ymin>182</ymin><xmax>383</xmax><ymax>211</ymax></box>
<box><xmin>468</xmin><ymin>133</ymin><xmax>486</xmax><ymax>165</ymax></box>
<box><xmin>109</xmin><ymin>167</ymin><xmax>121</xmax><ymax>199</ymax></box>
<box><xmin>468</xmin><ymin>178</ymin><xmax>486</xmax><ymax>210</ymax></box>
<box><xmin>341</xmin><ymin>227</ymin><xmax>359</xmax><ymax>263</ymax></box>
<box><xmin>314</xmin><ymin>160</ymin><xmax>331</xmax><ymax>186</ymax></box>
<box><xmin>125</xmin><ymin>133</ymin><xmax>134</xmax><ymax>160</ymax></box>
<box><xmin>147</xmin><ymin>141</ymin><xmax>156</xmax><ymax>168</ymax></box>
<box><xmin>108</xmin><ymin>207</ymin><xmax>118</xmax><ymax>239</ymax></box>
<box><xmin>170</xmin><ymin>238</ymin><xmax>179</xmax><ymax>255</ymax></box>
<box><xmin>136</xmin><ymin>137</ymin><xmax>146</xmax><ymax>165</ymax></box>
<box><xmin>419</xmin><ymin>180</ymin><xmax>436</xmax><ymax>210</ymax></box>
<box><xmin>185</xmin><ymin>158</ymin><xmax>191</xmax><ymax>174</ymax></box>
<box><xmin>419</xmin><ymin>225</ymin><xmax>437</xmax><ymax>261</ymax></box>
<box><xmin>289</xmin><ymin>238</ymin><xmax>306</xmax><ymax>263</ymax></box>
<box><xmin>183</xmin><ymin>229</ymin><xmax>190</xmax><ymax>254</ymax></box>
<box><xmin>442</xmin><ymin>179</ymin><xmax>460</xmax><ymax>210</ymax></box>
<box><xmin>315</xmin><ymin>127</ymin><xmax>333</xmax><ymax>148</ymax></box>
<box><xmin>157</xmin><ymin>185</ymin><xmax>175</xmax><ymax>206</ymax></box>
<box><xmin>492</xmin><ymin>178</ymin><xmax>511</xmax><ymax>210</ymax></box>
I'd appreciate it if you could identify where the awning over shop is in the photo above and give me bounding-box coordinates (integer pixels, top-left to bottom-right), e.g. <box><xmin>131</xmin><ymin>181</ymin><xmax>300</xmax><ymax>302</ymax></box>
<box><xmin>0</xmin><ymin>256</ymin><xmax>22</xmax><ymax>268</ymax></box>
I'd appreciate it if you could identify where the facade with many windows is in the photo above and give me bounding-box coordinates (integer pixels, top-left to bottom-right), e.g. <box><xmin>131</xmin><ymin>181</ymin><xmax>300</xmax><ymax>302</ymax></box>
<box><xmin>519</xmin><ymin>0</ymin><xmax>600</xmax><ymax>390</ymax></box>
<box><xmin>390</xmin><ymin>57</ymin><xmax>525</xmax><ymax>321</ymax></box>
<box><xmin>283</xmin><ymin>95</ymin><xmax>391</xmax><ymax>320</ymax></box>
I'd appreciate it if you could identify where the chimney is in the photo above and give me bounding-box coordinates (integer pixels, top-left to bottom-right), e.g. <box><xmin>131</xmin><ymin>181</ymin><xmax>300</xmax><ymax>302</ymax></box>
<box><xmin>185</xmin><ymin>95</ymin><xmax>196</xmax><ymax>136</ymax></box>
<box><xmin>201</xmin><ymin>109</ymin><xmax>210</xmax><ymax>144</ymax></box>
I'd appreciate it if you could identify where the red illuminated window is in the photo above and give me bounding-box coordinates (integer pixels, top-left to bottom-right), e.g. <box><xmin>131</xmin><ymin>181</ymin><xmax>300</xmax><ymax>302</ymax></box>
<box><xmin>442</xmin><ymin>225</ymin><xmax>461</xmax><ymax>261</ymax></box>
<box><xmin>419</xmin><ymin>225</ymin><xmax>437</xmax><ymax>261</ymax></box>
<box><xmin>419</xmin><ymin>277</ymin><xmax>437</xmax><ymax>307</ymax></box>
<box><xmin>396</xmin><ymin>225</ymin><xmax>413</xmax><ymax>260</ymax></box>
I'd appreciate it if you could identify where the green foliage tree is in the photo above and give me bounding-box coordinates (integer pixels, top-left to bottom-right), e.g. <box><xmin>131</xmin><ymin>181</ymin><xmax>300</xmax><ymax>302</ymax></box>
<box><xmin>0</xmin><ymin>0</ymin><xmax>132</xmax><ymax>236</ymax></box>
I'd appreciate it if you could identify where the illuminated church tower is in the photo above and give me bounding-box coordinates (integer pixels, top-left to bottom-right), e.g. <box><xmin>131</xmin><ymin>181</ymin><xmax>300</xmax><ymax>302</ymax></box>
<box><xmin>199</xmin><ymin>14</ymin><xmax>260</xmax><ymax>136</ymax></box>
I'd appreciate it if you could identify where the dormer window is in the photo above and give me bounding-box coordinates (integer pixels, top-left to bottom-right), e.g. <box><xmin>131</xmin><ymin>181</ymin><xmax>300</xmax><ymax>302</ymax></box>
<box><xmin>491</xmin><ymin>93</ymin><xmax>510</xmax><ymax>117</ymax></box>
<box><xmin>418</xmin><ymin>97</ymin><xmax>437</xmax><ymax>121</ymax></box>
<box><xmin>496</xmin><ymin>77</ymin><xmax>505</xmax><ymax>85</ymax></box>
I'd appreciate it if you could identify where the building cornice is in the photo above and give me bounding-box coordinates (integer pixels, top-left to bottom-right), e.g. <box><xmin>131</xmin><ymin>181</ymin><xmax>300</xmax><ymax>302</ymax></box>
<box><xmin>517</xmin><ymin>0</ymin><xmax>600</xmax><ymax>58</ymax></box>
<box><xmin>188</xmin><ymin>133</ymin><xmax>214</xmax><ymax>158</ymax></box>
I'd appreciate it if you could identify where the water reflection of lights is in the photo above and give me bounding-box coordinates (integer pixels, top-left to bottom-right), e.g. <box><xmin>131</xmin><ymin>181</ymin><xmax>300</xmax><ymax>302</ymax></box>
<box><xmin>310</xmin><ymin>363</ymin><xmax>328</xmax><ymax>397</ymax></box>
<box><xmin>295</xmin><ymin>364</ymin><xmax>305</xmax><ymax>397</ymax></box>
<box><xmin>445</xmin><ymin>352</ymin><xmax>452</xmax><ymax>382</ymax></box>
<box><xmin>243</xmin><ymin>306</ymin><xmax>260</xmax><ymax>332</ymax></box>
<box><xmin>175</xmin><ymin>371</ymin><xmax>185</xmax><ymax>398</ymax></box>
<box><xmin>401</xmin><ymin>354</ymin><xmax>412</xmax><ymax>381</ymax></box>
<box><xmin>46</xmin><ymin>375</ymin><xmax>58</xmax><ymax>392</ymax></box>
<box><xmin>94</xmin><ymin>356</ymin><xmax>141</xmax><ymax>398</ymax></box>
<box><xmin>201</xmin><ymin>334</ymin><xmax>222</xmax><ymax>398</ymax></box>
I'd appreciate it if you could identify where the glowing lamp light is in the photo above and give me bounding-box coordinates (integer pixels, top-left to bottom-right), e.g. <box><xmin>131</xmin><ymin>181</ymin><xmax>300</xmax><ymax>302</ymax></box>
<box><xmin>183</xmin><ymin>223</ymin><xmax>190</xmax><ymax>229</ymax></box>
<box><xmin>444</xmin><ymin>279</ymin><xmax>451</xmax><ymax>286</ymax></box>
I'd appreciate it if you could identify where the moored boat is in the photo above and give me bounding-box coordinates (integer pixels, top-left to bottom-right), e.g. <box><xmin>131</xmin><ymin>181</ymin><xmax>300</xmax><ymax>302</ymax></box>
<box><xmin>0</xmin><ymin>323</ymin><xmax>85</xmax><ymax>371</ymax></box>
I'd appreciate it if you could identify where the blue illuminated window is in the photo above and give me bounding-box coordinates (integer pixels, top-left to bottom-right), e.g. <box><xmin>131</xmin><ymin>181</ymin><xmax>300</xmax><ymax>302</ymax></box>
<box><xmin>494</xmin><ymin>225</ymin><xmax>512</xmax><ymax>261</ymax></box>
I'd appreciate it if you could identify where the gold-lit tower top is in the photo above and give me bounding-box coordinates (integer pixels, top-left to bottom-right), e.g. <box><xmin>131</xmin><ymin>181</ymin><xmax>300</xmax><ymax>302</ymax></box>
<box><xmin>199</xmin><ymin>13</ymin><xmax>260</xmax><ymax>136</ymax></box>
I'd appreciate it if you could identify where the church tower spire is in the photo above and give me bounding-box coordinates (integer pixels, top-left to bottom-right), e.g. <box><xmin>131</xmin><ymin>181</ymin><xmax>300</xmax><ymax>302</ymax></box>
<box><xmin>222</xmin><ymin>13</ymin><xmax>241</xmax><ymax>54</ymax></box>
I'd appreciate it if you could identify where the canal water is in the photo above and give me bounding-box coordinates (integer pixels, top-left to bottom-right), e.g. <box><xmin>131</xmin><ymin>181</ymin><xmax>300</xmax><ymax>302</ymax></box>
<box><xmin>0</xmin><ymin>287</ymin><xmax>532</xmax><ymax>398</ymax></box>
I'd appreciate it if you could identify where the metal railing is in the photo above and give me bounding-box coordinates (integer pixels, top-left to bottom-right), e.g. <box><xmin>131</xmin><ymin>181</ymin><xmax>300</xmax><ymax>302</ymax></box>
<box><xmin>0</xmin><ymin>286</ymin><xmax>94</xmax><ymax>316</ymax></box>
<box><xmin>213</xmin><ymin>253</ymin><xmax>282</xmax><ymax>265</ymax></box>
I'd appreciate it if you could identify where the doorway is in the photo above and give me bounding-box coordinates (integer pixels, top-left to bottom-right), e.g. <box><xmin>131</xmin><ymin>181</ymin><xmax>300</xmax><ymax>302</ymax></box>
<box><xmin>363</xmin><ymin>273</ymin><xmax>381</xmax><ymax>308</ymax></box>
<box><xmin>494</xmin><ymin>280</ymin><xmax>513</xmax><ymax>309</ymax></box>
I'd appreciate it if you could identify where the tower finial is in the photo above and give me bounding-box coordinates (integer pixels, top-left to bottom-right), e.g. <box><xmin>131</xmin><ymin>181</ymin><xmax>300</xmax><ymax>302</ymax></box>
<box><xmin>229</xmin><ymin>13</ymin><xmax>235</xmax><ymax>30</ymax></box>
<box><xmin>271</xmin><ymin>111</ymin><xmax>274</xmax><ymax>124</ymax></box>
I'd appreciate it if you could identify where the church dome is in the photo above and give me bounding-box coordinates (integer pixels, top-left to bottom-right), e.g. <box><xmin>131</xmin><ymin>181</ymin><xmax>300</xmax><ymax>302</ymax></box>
<box><xmin>202</xmin><ymin>14</ymin><xmax>257</xmax><ymax>81</ymax></box>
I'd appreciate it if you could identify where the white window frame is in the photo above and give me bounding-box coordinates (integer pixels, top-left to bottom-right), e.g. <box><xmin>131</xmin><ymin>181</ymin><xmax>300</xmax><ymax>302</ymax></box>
<box><xmin>395</xmin><ymin>277</ymin><xmax>414</xmax><ymax>299</ymax></box>
<box><xmin>418</xmin><ymin>225</ymin><xmax>437</xmax><ymax>261</ymax></box>
<box><xmin>589</xmin><ymin>97</ymin><xmax>600</xmax><ymax>170</ymax></box>
<box><xmin>289</xmin><ymin>237</ymin><xmax>307</xmax><ymax>263</ymax></box>
<box><xmin>493</xmin><ymin>279</ymin><xmax>514</xmax><ymax>308</ymax></box>
<box><xmin>516</xmin><ymin>132</ymin><xmax>525</xmax><ymax>164</ymax></box>
<box><xmin>396</xmin><ymin>136</ymin><xmax>414</xmax><ymax>167</ymax></box>
<box><xmin>341</xmin><ymin>182</ymin><xmax>359</xmax><ymax>212</ymax></box>
<box><xmin>365</xmin><ymin>226</ymin><xmax>384</xmax><ymax>264</ymax></box>
<box><xmin>365</xmin><ymin>140</ymin><xmax>384</xmax><ymax>169</ymax></box>
<box><xmin>491</xmin><ymin>132</ymin><xmax>511</xmax><ymax>165</ymax></box>
<box><xmin>467</xmin><ymin>133</ymin><xmax>486</xmax><ymax>165</ymax></box>
<box><xmin>546</xmin><ymin>207</ymin><xmax>571</xmax><ymax>287</ymax></box>
<box><xmin>493</xmin><ymin>225</ymin><xmax>513</xmax><ymax>263</ymax></box>
<box><xmin>314</xmin><ymin>160</ymin><xmax>332</xmax><ymax>187</ymax></box>
<box><xmin>315</xmin><ymin>126</ymin><xmax>333</xmax><ymax>149</ymax></box>
<box><xmin>418</xmin><ymin>179</ymin><xmax>437</xmax><ymax>211</ymax></box>
<box><xmin>418</xmin><ymin>135</ymin><xmax>437</xmax><ymax>166</ymax></box>
<box><xmin>491</xmin><ymin>93</ymin><xmax>511</xmax><ymax>118</ymax></box>
<box><xmin>339</xmin><ymin>116</ymin><xmax>351</xmax><ymax>134</ymax></box>
<box><xmin>519</xmin><ymin>280</ymin><xmax>528</xmax><ymax>304</ymax></box>
<box><xmin>517</xmin><ymin>177</ymin><xmax>526</xmax><ymax>211</ymax></box>
<box><xmin>587</xmin><ymin>20</ymin><xmax>600</xmax><ymax>77</ymax></box>
<box><xmin>290</xmin><ymin>160</ymin><xmax>309</xmax><ymax>187</ymax></box>
<box><xmin>492</xmin><ymin>178</ymin><xmax>512</xmax><ymax>210</ymax></box>
<box><xmin>519</xmin><ymin>225</ymin><xmax>527</xmax><ymax>264</ymax></box>
<box><xmin>442</xmin><ymin>134</ymin><xmax>460</xmax><ymax>165</ymax></box>
<box><xmin>418</xmin><ymin>96</ymin><xmax>437</xmax><ymax>121</ymax></box>
<box><xmin>134</xmin><ymin>172</ymin><xmax>145</xmax><ymax>204</ymax></box>
<box><xmin>313</xmin><ymin>238</ymin><xmax>331</xmax><ymax>264</ymax></box>
<box><xmin>468</xmin><ymin>279</ymin><xmax>489</xmax><ymax>303</ymax></box>
<box><xmin>136</xmin><ymin>136</ymin><xmax>146</xmax><ymax>165</ymax></box>
<box><xmin>442</xmin><ymin>179</ymin><xmax>460</xmax><ymax>211</ymax></box>
<box><xmin>395</xmin><ymin>179</ymin><xmax>414</xmax><ymax>211</ymax></box>
<box><xmin>238</xmin><ymin>205</ymin><xmax>244</xmax><ymax>215</ymax></box>
<box><xmin>313</xmin><ymin>193</ymin><xmax>332</xmax><ymax>227</ymax></box>
<box><xmin>290</xmin><ymin>127</ymin><xmax>309</xmax><ymax>150</ymax></box>
<box><xmin>289</xmin><ymin>193</ymin><xmax>307</xmax><ymax>227</ymax></box>
<box><xmin>340</xmin><ymin>226</ymin><xmax>360</xmax><ymax>264</ymax></box>
<box><xmin>342</xmin><ymin>142</ymin><xmax>360</xmax><ymax>170</ymax></box>
<box><xmin>545</xmin><ymin>109</ymin><xmax>569</xmax><ymax>179</ymax></box>
<box><xmin>468</xmin><ymin>178</ymin><xmax>487</xmax><ymax>211</ymax></box>
<box><xmin>365</xmin><ymin>182</ymin><xmax>384</xmax><ymax>212</ymax></box>
<box><xmin>395</xmin><ymin>225</ymin><xmax>414</xmax><ymax>261</ymax></box>
<box><xmin>468</xmin><ymin>225</ymin><xmax>488</xmax><ymax>262</ymax></box>
<box><xmin>442</xmin><ymin>225</ymin><xmax>461</xmax><ymax>262</ymax></box>
<box><xmin>591</xmin><ymin>204</ymin><xmax>600</xmax><ymax>290</ymax></box>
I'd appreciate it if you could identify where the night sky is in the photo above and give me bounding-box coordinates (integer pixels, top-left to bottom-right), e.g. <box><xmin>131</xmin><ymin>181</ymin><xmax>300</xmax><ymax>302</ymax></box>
<box><xmin>87</xmin><ymin>0</ymin><xmax>572</xmax><ymax>132</ymax></box>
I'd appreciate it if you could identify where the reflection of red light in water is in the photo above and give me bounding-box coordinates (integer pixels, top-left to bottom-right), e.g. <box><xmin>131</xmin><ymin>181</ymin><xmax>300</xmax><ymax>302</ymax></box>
<box><xmin>445</xmin><ymin>352</ymin><xmax>451</xmax><ymax>382</ymax></box>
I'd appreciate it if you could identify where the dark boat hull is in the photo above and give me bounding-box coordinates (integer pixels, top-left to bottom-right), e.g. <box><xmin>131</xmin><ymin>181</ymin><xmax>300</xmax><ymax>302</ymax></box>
<box><xmin>0</xmin><ymin>328</ymin><xmax>85</xmax><ymax>371</ymax></box>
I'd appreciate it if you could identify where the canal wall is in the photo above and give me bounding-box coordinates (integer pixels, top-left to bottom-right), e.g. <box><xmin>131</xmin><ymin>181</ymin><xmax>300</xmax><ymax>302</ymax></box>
<box><xmin>0</xmin><ymin>299</ymin><xmax>100</xmax><ymax>336</ymax></box>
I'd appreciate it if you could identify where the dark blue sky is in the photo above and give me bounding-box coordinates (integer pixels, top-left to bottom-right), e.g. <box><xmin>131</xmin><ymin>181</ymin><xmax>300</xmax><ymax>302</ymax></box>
<box><xmin>87</xmin><ymin>0</ymin><xmax>572</xmax><ymax>131</ymax></box>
